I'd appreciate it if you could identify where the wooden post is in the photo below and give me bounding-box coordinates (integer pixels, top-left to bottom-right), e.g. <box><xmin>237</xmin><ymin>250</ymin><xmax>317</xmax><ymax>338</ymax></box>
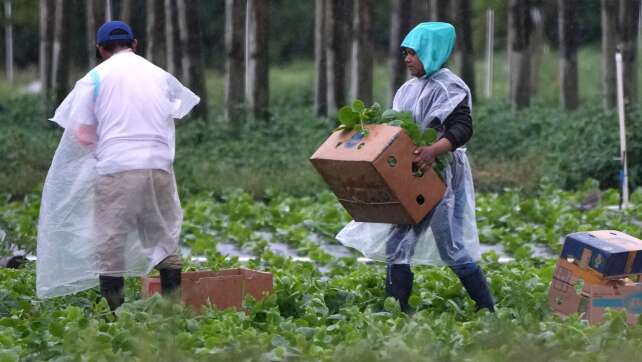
<box><xmin>225</xmin><ymin>0</ymin><xmax>246</xmax><ymax>122</ymax></box>
<box><xmin>105</xmin><ymin>0</ymin><xmax>111</xmax><ymax>21</ymax></box>
<box><xmin>185</xmin><ymin>0</ymin><xmax>208</xmax><ymax>119</ymax></box>
<box><xmin>245</xmin><ymin>0</ymin><xmax>269</xmax><ymax>120</ymax></box>
<box><xmin>559</xmin><ymin>0</ymin><xmax>578</xmax><ymax>110</ymax></box>
<box><xmin>314</xmin><ymin>0</ymin><xmax>327</xmax><ymax>116</ymax></box>
<box><xmin>350</xmin><ymin>0</ymin><xmax>373</xmax><ymax>105</ymax></box>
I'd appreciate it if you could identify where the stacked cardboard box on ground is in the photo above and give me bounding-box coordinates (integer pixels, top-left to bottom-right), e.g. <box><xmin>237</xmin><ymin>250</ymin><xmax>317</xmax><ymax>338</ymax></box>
<box><xmin>310</xmin><ymin>125</ymin><xmax>446</xmax><ymax>224</ymax></box>
<box><xmin>549</xmin><ymin>230</ymin><xmax>642</xmax><ymax>324</ymax></box>
<box><xmin>142</xmin><ymin>268</ymin><xmax>273</xmax><ymax>312</ymax></box>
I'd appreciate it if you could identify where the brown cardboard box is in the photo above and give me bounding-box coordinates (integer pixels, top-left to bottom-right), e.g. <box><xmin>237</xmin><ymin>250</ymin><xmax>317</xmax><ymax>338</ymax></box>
<box><xmin>309</xmin><ymin>125</ymin><xmax>446</xmax><ymax>224</ymax></box>
<box><xmin>548</xmin><ymin>258</ymin><xmax>642</xmax><ymax>324</ymax></box>
<box><xmin>142</xmin><ymin>268</ymin><xmax>273</xmax><ymax>312</ymax></box>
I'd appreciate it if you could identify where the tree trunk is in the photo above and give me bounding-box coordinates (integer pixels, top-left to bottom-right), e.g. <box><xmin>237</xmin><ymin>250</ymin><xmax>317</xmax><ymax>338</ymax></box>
<box><xmin>164</xmin><ymin>0</ymin><xmax>174</xmax><ymax>74</ymax></box>
<box><xmin>120</xmin><ymin>0</ymin><xmax>132</xmax><ymax>24</ymax></box>
<box><xmin>85</xmin><ymin>0</ymin><xmax>96</xmax><ymax>69</ymax></box>
<box><xmin>4</xmin><ymin>0</ymin><xmax>13</xmax><ymax>83</ymax></box>
<box><xmin>509</xmin><ymin>0</ymin><xmax>532</xmax><ymax>111</ymax></box>
<box><xmin>104</xmin><ymin>0</ymin><xmax>111</xmax><ymax>21</ymax></box>
<box><xmin>388</xmin><ymin>0</ymin><xmax>412</xmax><ymax>104</ymax></box>
<box><xmin>245</xmin><ymin>0</ymin><xmax>269</xmax><ymax>120</ymax></box>
<box><xmin>454</xmin><ymin>0</ymin><xmax>475</xmax><ymax>100</ymax></box>
<box><xmin>38</xmin><ymin>0</ymin><xmax>51</xmax><ymax>95</ymax></box>
<box><xmin>430</xmin><ymin>0</ymin><xmax>453</xmax><ymax>22</ymax></box>
<box><xmin>350</xmin><ymin>0</ymin><xmax>373</xmax><ymax>105</ymax></box>
<box><xmin>51</xmin><ymin>0</ymin><xmax>70</xmax><ymax>106</ymax></box>
<box><xmin>619</xmin><ymin>0</ymin><xmax>641</xmax><ymax>108</ymax></box>
<box><xmin>412</xmin><ymin>0</ymin><xmax>430</xmax><ymax>25</ymax></box>
<box><xmin>224</xmin><ymin>0</ymin><xmax>245</xmax><ymax>122</ymax></box>
<box><xmin>176</xmin><ymin>0</ymin><xmax>189</xmax><ymax>84</ymax></box>
<box><xmin>145</xmin><ymin>0</ymin><xmax>155</xmax><ymax>62</ymax></box>
<box><xmin>559</xmin><ymin>0</ymin><xmax>578</xmax><ymax>110</ymax></box>
<box><xmin>529</xmin><ymin>6</ymin><xmax>544</xmax><ymax>95</ymax></box>
<box><xmin>184</xmin><ymin>0</ymin><xmax>207</xmax><ymax>119</ymax></box>
<box><xmin>314</xmin><ymin>0</ymin><xmax>327</xmax><ymax>116</ymax></box>
<box><xmin>326</xmin><ymin>0</ymin><xmax>350</xmax><ymax>116</ymax></box>
<box><xmin>601</xmin><ymin>0</ymin><xmax>618</xmax><ymax>109</ymax></box>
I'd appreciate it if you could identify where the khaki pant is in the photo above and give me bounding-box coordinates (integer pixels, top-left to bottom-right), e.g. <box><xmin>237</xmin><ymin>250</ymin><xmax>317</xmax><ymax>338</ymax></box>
<box><xmin>95</xmin><ymin>169</ymin><xmax>182</xmax><ymax>276</ymax></box>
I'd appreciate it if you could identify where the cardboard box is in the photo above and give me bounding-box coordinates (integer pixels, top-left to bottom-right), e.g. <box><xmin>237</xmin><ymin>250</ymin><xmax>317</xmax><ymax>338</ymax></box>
<box><xmin>142</xmin><ymin>268</ymin><xmax>273</xmax><ymax>312</ymax></box>
<box><xmin>560</xmin><ymin>230</ymin><xmax>642</xmax><ymax>279</ymax></box>
<box><xmin>549</xmin><ymin>258</ymin><xmax>642</xmax><ymax>325</ymax></box>
<box><xmin>309</xmin><ymin>125</ymin><xmax>446</xmax><ymax>224</ymax></box>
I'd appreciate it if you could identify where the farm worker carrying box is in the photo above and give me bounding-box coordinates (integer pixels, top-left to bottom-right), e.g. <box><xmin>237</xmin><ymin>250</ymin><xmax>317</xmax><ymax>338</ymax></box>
<box><xmin>337</xmin><ymin>22</ymin><xmax>494</xmax><ymax>313</ymax></box>
<box><xmin>36</xmin><ymin>21</ymin><xmax>200</xmax><ymax>310</ymax></box>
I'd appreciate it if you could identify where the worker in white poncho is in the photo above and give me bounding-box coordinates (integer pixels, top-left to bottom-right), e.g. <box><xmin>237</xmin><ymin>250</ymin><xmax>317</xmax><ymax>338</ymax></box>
<box><xmin>36</xmin><ymin>21</ymin><xmax>199</xmax><ymax>310</ymax></box>
<box><xmin>338</xmin><ymin>22</ymin><xmax>494</xmax><ymax>312</ymax></box>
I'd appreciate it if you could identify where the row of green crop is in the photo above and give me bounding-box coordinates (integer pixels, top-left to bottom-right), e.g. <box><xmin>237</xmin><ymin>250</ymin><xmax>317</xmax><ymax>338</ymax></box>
<box><xmin>4</xmin><ymin>182</ymin><xmax>642</xmax><ymax>260</ymax></box>
<box><xmin>3</xmin><ymin>250</ymin><xmax>642</xmax><ymax>361</ymax></box>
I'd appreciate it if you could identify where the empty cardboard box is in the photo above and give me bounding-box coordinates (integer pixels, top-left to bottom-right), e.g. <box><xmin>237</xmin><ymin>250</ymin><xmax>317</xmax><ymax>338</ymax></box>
<box><xmin>309</xmin><ymin>125</ymin><xmax>446</xmax><ymax>224</ymax></box>
<box><xmin>142</xmin><ymin>268</ymin><xmax>273</xmax><ymax>312</ymax></box>
<box><xmin>549</xmin><ymin>258</ymin><xmax>642</xmax><ymax>324</ymax></box>
<box><xmin>560</xmin><ymin>230</ymin><xmax>642</xmax><ymax>279</ymax></box>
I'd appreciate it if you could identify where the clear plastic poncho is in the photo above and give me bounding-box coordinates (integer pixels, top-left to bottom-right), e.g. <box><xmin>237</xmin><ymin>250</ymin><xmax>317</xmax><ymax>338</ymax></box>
<box><xmin>36</xmin><ymin>53</ymin><xmax>199</xmax><ymax>298</ymax></box>
<box><xmin>336</xmin><ymin>23</ymin><xmax>480</xmax><ymax>266</ymax></box>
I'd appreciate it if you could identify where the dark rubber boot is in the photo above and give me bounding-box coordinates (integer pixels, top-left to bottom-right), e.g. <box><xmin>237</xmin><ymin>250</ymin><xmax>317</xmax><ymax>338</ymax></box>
<box><xmin>451</xmin><ymin>263</ymin><xmax>495</xmax><ymax>312</ymax></box>
<box><xmin>385</xmin><ymin>264</ymin><xmax>414</xmax><ymax>313</ymax></box>
<box><xmin>99</xmin><ymin>275</ymin><xmax>125</xmax><ymax>311</ymax></box>
<box><xmin>160</xmin><ymin>268</ymin><xmax>182</xmax><ymax>300</ymax></box>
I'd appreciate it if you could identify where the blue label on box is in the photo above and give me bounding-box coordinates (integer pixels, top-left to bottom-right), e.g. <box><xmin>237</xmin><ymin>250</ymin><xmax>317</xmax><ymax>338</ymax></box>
<box><xmin>592</xmin><ymin>291</ymin><xmax>642</xmax><ymax>315</ymax></box>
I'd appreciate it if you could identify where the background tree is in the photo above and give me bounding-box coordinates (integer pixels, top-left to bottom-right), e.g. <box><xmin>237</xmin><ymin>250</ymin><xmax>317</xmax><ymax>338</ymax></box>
<box><xmin>5</xmin><ymin>0</ymin><xmax>14</xmax><ymax>83</ymax></box>
<box><xmin>509</xmin><ymin>0</ymin><xmax>533</xmax><ymax>111</ymax></box>
<box><xmin>184</xmin><ymin>0</ymin><xmax>207</xmax><ymax>119</ymax></box>
<box><xmin>224</xmin><ymin>0</ymin><xmax>245</xmax><ymax>122</ymax></box>
<box><xmin>388</xmin><ymin>0</ymin><xmax>412</xmax><ymax>104</ymax></box>
<box><xmin>454</xmin><ymin>0</ymin><xmax>475</xmax><ymax>100</ymax></box>
<box><xmin>601</xmin><ymin>0</ymin><xmax>618</xmax><ymax>109</ymax></box>
<box><xmin>245</xmin><ymin>0</ymin><xmax>269</xmax><ymax>120</ymax></box>
<box><xmin>559</xmin><ymin>0</ymin><xmax>578</xmax><ymax>110</ymax></box>
<box><xmin>350</xmin><ymin>0</ymin><xmax>373</xmax><ymax>105</ymax></box>
<box><xmin>85</xmin><ymin>0</ymin><xmax>96</xmax><ymax>69</ymax></box>
<box><xmin>314</xmin><ymin>0</ymin><xmax>327</xmax><ymax>116</ymax></box>
<box><xmin>619</xmin><ymin>0</ymin><xmax>641</xmax><ymax>108</ymax></box>
<box><xmin>326</xmin><ymin>0</ymin><xmax>351</xmax><ymax>116</ymax></box>
<box><xmin>164</xmin><ymin>0</ymin><xmax>174</xmax><ymax>74</ymax></box>
<box><xmin>51</xmin><ymin>0</ymin><xmax>70</xmax><ymax>106</ymax></box>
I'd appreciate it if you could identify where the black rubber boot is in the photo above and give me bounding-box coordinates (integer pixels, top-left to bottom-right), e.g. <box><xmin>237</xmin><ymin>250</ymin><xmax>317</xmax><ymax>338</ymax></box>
<box><xmin>99</xmin><ymin>275</ymin><xmax>125</xmax><ymax>311</ymax></box>
<box><xmin>159</xmin><ymin>268</ymin><xmax>182</xmax><ymax>299</ymax></box>
<box><xmin>385</xmin><ymin>264</ymin><xmax>414</xmax><ymax>313</ymax></box>
<box><xmin>451</xmin><ymin>263</ymin><xmax>495</xmax><ymax>312</ymax></box>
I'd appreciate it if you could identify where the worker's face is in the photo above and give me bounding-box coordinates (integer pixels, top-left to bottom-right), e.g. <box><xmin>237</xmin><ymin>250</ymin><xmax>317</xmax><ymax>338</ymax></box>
<box><xmin>403</xmin><ymin>48</ymin><xmax>425</xmax><ymax>77</ymax></box>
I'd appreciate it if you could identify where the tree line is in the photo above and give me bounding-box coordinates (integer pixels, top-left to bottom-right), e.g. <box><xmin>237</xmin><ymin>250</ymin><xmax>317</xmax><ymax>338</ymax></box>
<box><xmin>0</xmin><ymin>0</ymin><xmax>640</xmax><ymax>121</ymax></box>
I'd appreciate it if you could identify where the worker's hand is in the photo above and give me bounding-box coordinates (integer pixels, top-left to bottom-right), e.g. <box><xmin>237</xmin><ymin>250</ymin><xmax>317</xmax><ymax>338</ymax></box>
<box><xmin>413</xmin><ymin>146</ymin><xmax>437</xmax><ymax>171</ymax></box>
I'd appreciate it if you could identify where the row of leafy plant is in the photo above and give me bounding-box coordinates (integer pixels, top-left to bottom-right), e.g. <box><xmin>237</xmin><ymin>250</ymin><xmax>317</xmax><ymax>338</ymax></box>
<box><xmin>3</xmin><ymin>182</ymin><xmax>642</xmax><ymax>259</ymax></box>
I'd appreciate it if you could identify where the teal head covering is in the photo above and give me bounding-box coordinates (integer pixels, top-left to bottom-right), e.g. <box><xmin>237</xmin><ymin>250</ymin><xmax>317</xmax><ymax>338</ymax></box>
<box><xmin>401</xmin><ymin>22</ymin><xmax>456</xmax><ymax>78</ymax></box>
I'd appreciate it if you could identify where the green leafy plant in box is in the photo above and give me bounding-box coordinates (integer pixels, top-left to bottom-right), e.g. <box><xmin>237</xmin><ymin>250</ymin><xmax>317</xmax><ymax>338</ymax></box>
<box><xmin>335</xmin><ymin>100</ymin><xmax>452</xmax><ymax>177</ymax></box>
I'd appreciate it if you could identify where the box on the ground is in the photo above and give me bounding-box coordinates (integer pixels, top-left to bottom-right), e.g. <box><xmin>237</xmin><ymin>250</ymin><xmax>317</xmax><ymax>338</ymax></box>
<box><xmin>560</xmin><ymin>230</ymin><xmax>642</xmax><ymax>279</ymax></box>
<box><xmin>309</xmin><ymin>125</ymin><xmax>446</xmax><ymax>224</ymax></box>
<box><xmin>142</xmin><ymin>268</ymin><xmax>273</xmax><ymax>311</ymax></box>
<box><xmin>549</xmin><ymin>258</ymin><xmax>642</xmax><ymax>324</ymax></box>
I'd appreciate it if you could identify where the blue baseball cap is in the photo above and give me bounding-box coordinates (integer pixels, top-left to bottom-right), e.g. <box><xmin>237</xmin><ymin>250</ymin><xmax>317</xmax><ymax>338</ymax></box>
<box><xmin>96</xmin><ymin>20</ymin><xmax>134</xmax><ymax>45</ymax></box>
